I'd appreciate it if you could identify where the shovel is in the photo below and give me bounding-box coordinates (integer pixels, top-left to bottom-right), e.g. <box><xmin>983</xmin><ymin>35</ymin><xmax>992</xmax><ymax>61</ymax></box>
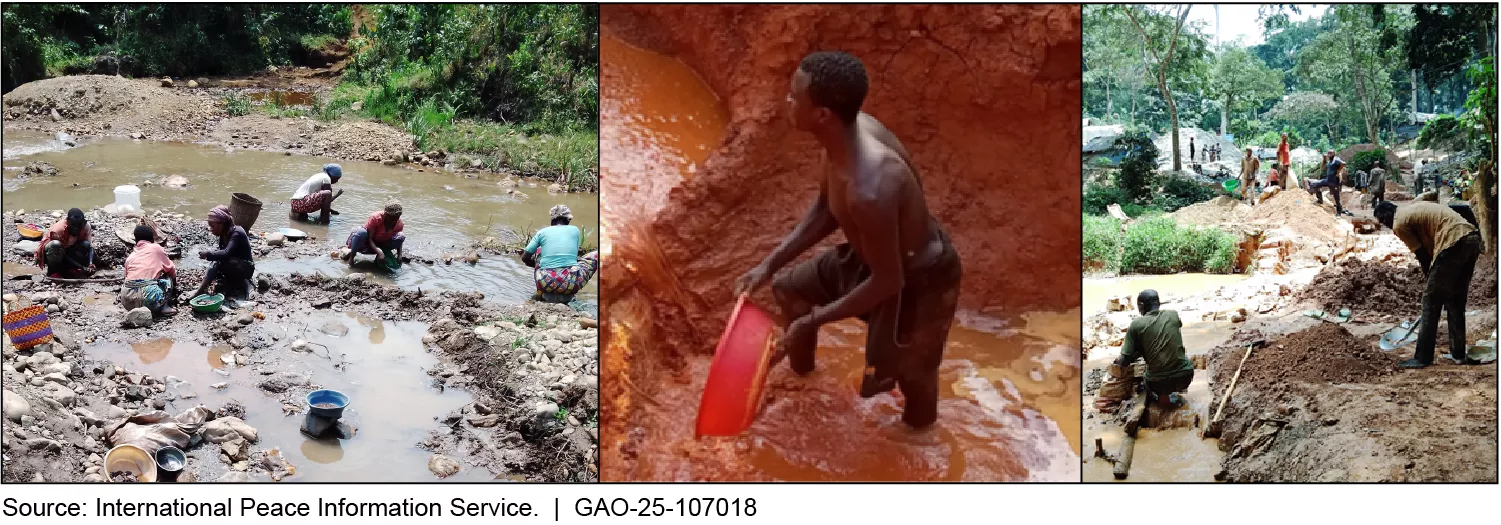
<box><xmin>1379</xmin><ymin>319</ymin><xmax>1420</xmax><ymax>351</ymax></box>
<box><xmin>1204</xmin><ymin>340</ymin><xmax>1267</xmax><ymax>438</ymax></box>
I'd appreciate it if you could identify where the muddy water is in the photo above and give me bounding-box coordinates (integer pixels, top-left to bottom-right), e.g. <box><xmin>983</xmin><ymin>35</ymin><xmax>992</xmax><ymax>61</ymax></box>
<box><xmin>602</xmin><ymin>35</ymin><xmax>1079</xmax><ymax>481</ymax></box>
<box><xmin>1083</xmin><ymin>273</ymin><xmax>1248</xmax><ymax>316</ymax></box>
<box><xmin>1</xmin><ymin>130</ymin><xmax>597</xmax><ymax>303</ymax></box>
<box><xmin>88</xmin><ymin>314</ymin><xmax>494</xmax><ymax>481</ymax></box>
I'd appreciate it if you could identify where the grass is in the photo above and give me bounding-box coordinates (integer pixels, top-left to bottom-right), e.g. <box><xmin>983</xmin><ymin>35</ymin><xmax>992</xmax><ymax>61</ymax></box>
<box><xmin>223</xmin><ymin>93</ymin><xmax>253</xmax><ymax>117</ymax></box>
<box><xmin>1117</xmin><ymin>215</ymin><xmax>1237</xmax><ymax>275</ymax></box>
<box><xmin>1083</xmin><ymin>215</ymin><xmax>1121</xmax><ymax>273</ymax></box>
<box><xmin>298</xmin><ymin>34</ymin><xmax>340</xmax><ymax>52</ymax></box>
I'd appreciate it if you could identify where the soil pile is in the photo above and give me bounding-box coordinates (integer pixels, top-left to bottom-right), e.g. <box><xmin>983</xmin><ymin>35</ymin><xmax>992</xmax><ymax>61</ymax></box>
<box><xmin>1170</xmin><ymin>196</ymin><xmax>1246</xmax><ymax>226</ymax></box>
<box><xmin>1229</xmin><ymin>323</ymin><xmax>1396</xmax><ymax>386</ymax></box>
<box><xmin>3</xmin><ymin>75</ymin><xmax>218</xmax><ymax>141</ymax></box>
<box><xmin>1294</xmin><ymin>257</ymin><xmax>1425</xmax><ymax>317</ymax></box>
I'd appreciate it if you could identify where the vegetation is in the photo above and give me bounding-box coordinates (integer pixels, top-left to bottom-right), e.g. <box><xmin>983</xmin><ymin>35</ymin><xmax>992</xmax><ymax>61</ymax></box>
<box><xmin>1115</xmin><ymin>130</ymin><xmax>1160</xmax><ymax>204</ymax></box>
<box><xmin>1119</xmin><ymin>216</ymin><xmax>1237</xmax><ymax>275</ymax></box>
<box><xmin>1083</xmin><ymin>215</ymin><xmax>1122</xmax><ymax>273</ymax></box>
<box><xmin>1349</xmin><ymin>149</ymin><xmax>1388</xmax><ymax>179</ymax></box>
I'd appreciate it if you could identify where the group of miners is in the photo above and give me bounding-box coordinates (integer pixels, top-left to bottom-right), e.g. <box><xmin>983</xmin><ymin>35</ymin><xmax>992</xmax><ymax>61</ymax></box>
<box><xmin>34</xmin><ymin>163</ymin><xmax>597</xmax><ymax>321</ymax></box>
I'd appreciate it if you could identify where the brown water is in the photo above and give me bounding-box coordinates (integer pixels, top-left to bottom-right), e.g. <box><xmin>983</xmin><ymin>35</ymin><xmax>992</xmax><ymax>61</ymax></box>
<box><xmin>1082</xmin><ymin>369</ymin><xmax>1224</xmax><ymax>482</ymax></box>
<box><xmin>88</xmin><ymin>315</ymin><xmax>495</xmax><ymax>481</ymax></box>
<box><xmin>1083</xmin><ymin>273</ymin><xmax>1248</xmax><ymax>316</ymax></box>
<box><xmin>248</xmin><ymin>90</ymin><xmax>316</xmax><ymax>107</ymax></box>
<box><xmin>601</xmin><ymin>33</ymin><xmax>1079</xmax><ymax>481</ymax></box>
<box><xmin>2</xmin><ymin>129</ymin><xmax>597</xmax><ymax>304</ymax></box>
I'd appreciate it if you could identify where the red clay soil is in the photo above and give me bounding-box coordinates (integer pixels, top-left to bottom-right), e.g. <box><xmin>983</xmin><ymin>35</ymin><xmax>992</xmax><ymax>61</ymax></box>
<box><xmin>600</xmin><ymin>4</ymin><xmax>1081</xmax><ymax>481</ymax></box>
<box><xmin>1208</xmin><ymin>323</ymin><xmax>1498</xmax><ymax>482</ymax></box>
<box><xmin>1294</xmin><ymin>257</ymin><xmax>1427</xmax><ymax>317</ymax></box>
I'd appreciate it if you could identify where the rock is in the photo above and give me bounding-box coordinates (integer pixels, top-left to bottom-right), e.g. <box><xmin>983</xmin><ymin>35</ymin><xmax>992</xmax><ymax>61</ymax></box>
<box><xmin>579</xmin><ymin>318</ymin><xmax>599</xmax><ymax>329</ymax></box>
<box><xmin>265</xmin><ymin>232</ymin><xmax>286</xmax><ymax>246</ymax></box>
<box><xmin>217</xmin><ymin>472</ymin><xmax>252</xmax><ymax>482</ymax></box>
<box><xmin>160</xmin><ymin>77</ymin><xmax>173</xmax><ymax>88</ymax></box>
<box><xmin>187</xmin><ymin>80</ymin><xmax>199</xmax><ymax>88</ymax></box>
<box><xmin>547</xmin><ymin>183</ymin><xmax>565</xmax><ymax>194</ymax></box>
<box><xmin>42</xmin><ymin>383</ymin><xmax>76</xmax><ymax>406</ymax></box>
<box><xmin>55</xmin><ymin>132</ymin><xmax>76</xmax><ymax>147</ymax></box>
<box><xmin>579</xmin><ymin>375</ymin><xmax>599</xmax><ymax>390</ymax></box>
<box><xmin>211</xmin><ymin>382</ymin><xmax>228</xmax><ymax>390</ymax></box>
<box><xmin>50</xmin><ymin>108</ymin><xmax>62</xmax><ymax>122</ymax></box>
<box><xmin>163</xmin><ymin>175</ymin><xmax>189</xmax><ymax>188</ymax></box>
<box><xmin>3</xmin><ymin>390</ymin><xmax>32</xmax><ymax>421</ymax></box>
<box><xmin>236</xmin><ymin>314</ymin><xmax>254</xmax><ymax>326</ymax></box>
<box><xmin>318</xmin><ymin>322</ymin><xmax>349</xmax><ymax>337</ymax></box>
<box><xmin>534</xmin><ymin>401</ymin><xmax>559</xmax><ymax>418</ymax></box>
<box><xmin>85</xmin><ymin>474</ymin><xmax>105</xmax><ymax>483</ymax></box>
<box><xmin>466</xmin><ymin>413</ymin><xmax>501</xmax><ymax>428</ymax></box>
<box><xmin>201</xmin><ymin>416</ymin><xmax>258</xmax><ymax>443</ymax></box>
<box><xmin>24</xmin><ymin>351</ymin><xmax>58</xmax><ymax>370</ymax></box>
<box><xmin>220</xmin><ymin>438</ymin><xmax>249</xmax><ymax>462</ymax></box>
<box><xmin>428</xmin><ymin>454</ymin><xmax>461</xmax><ymax>478</ymax></box>
<box><xmin>3</xmin><ymin>294</ymin><xmax>15</xmax><ymax>302</ymax></box>
<box><xmin>12</xmin><ymin>240</ymin><xmax>40</xmax><ymax>256</ymax></box>
<box><xmin>474</xmin><ymin>325</ymin><xmax>502</xmax><ymax>341</ymax></box>
<box><xmin>221</xmin><ymin>352</ymin><xmax>236</xmax><ymax>366</ymax></box>
<box><xmin>124</xmin><ymin>307</ymin><xmax>154</xmax><ymax>328</ymax></box>
<box><xmin>41</xmin><ymin>373</ymin><xmax>68</xmax><ymax>385</ymax></box>
<box><xmin>130</xmin><ymin>132</ymin><xmax>143</xmax><ymax>140</ymax></box>
<box><xmin>350</xmin><ymin>101</ymin><xmax>362</xmax><ymax>111</ymax></box>
<box><xmin>45</xmin><ymin>304</ymin><xmax>60</xmax><ymax>314</ymax></box>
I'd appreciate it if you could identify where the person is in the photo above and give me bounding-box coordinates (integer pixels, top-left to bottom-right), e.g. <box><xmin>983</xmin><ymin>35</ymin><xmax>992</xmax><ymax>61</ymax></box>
<box><xmin>34</xmin><ymin>208</ymin><xmax>95</xmax><ymax>278</ymax></box>
<box><xmin>524</xmin><ymin>204</ymin><xmax>599</xmax><ymax>303</ymax></box>
<box><xmin>1188</xmin><ymin>137</ymin><xmax>1196</xmax><ymax>165</ymax></box>
<box><xmin>1114</xmin><ymin>289</ymin><xmax>1194</xmax><ymax>408</ymax></box>
<box><xmin>1240</xmin><ymin>148</ymin><xmax>1260</xmax><ymax>206</ymax></box>
<box><xmin>1267</xmin><ymin>163</ymin><xmax>1281</xmax><ymax>193</ymax></box>
<box><xmin>120</xmin><ymin>223</ymin><xmax>178</xmax><ymax>316</ymax></box>
<box><xmin>1308</xmin><ymin>150</ymin><xmax>1350</xmax><ymax>216</ymax></box>
<box><xmin>1354</xmin><ymin>169</ymin><xmax>1369</xmax><ymax>192</ymax></box>
<box><xmin>290</xmin><ymin>163</ymin><xmax>345</xmax><ymax>223</ymax></box>
<box><xmin>190</xmin><ymin>205</ymin><xmax>255</xmax><ymax>299</ymax></box>
<box><xmin>733</xmin><ymin>51</ymin><xmax>964</xmax><ymax>429</ymax></box>
<box><xmin>1369</xmin><ymin>160</ymin><xmax>1388</xmax><ymax>208</ymax></box>
<box><xmin>344</xmin><ymin>201</ymin><xmax>406</xmax><ymax>267</ymax></box>
<box><xmin>1276</xmin><ymin>133</ymin><xmax>1291</xmax><ymax>189</ymax></box>
<box><xmin>1374</xmin><ymin>201</ymin><xmax>1481</xmax><ymax>368</ymax></box>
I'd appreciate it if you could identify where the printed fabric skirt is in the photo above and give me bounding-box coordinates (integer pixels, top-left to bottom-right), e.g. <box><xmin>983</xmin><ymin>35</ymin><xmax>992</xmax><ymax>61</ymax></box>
<box><xmin>291</xmin><ymin>190</ymin><xmax>332</xmax><ymax>214</ymax></box>
<box><xmin>534</xmin><ymin>252</ymin><xmax>599</xmax><ymax>298</ymax></box>
<box><xmin>120</xmin><ymin>278</ymin><xmax>171</xmax><ymax>313</ymax></box>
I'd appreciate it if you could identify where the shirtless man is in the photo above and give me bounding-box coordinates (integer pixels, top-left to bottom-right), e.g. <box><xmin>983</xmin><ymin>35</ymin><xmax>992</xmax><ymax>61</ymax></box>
<box><xmin>735</xmin><ymin>51</ymin><xmax>963</xmax><ymax>429</ymax></box>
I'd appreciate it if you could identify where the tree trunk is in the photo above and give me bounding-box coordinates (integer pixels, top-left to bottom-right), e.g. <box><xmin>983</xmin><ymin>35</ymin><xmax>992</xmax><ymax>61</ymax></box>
<box><xmin>1220</xmin><ymin>93</ymin><xmax>1229</xmax><ymax>137</ymax></box>
<box><xmin>1106</xmin><ymin>76</ymin><xmax>1113</xmax><ymax>118</ymax></box>
<box><xmin>1410</xmin><ymin>69</ymin><xmax>1418</xmax><ymax>123</ymax></box>
<box><xmin>1163</xmin><ymin>74</ymin><xmax>1181</xmax><ymax>171</ymax></box>
<box><xmin>1477</xmin><ymin>161</ymin><xmax>1496</xmax><ymax>255</ymax></box>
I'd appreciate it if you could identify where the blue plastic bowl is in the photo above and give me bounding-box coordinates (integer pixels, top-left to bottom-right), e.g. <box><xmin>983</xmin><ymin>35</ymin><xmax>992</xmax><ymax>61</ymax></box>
<box><xmin>306</xmin><ymin>389</ymin><xmax>350</xmax><ymax>419</ymax></box>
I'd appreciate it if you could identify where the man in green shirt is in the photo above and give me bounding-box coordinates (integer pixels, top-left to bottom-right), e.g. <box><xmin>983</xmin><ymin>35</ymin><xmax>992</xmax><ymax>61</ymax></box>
<box><xmin>1114</xmin><ymin>290</ymin><xmax>1195</xmax><ymax>408</ymax></box>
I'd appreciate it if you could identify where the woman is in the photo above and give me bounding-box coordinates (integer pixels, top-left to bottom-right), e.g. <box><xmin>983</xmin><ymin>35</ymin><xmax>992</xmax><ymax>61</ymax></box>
<box><xmin>524</xmin><ymin>205</ymin><xmax>598</xmax><ymax>303</ymax></box>
<box><xmin>34</xmin><ymin>208</ymin><xmax>94</xmax><ymax>278</ymax></box>
<box><xmin>344</xmin><ymin>201</ymin><xmax>406</xmax><ymax>267</ymax></box>
<box><xmin>190</xmin><ymin>205</ymin><xmax>255</xmax><ymax>299</ymax></box>
<box><xmin>120</xmin><ymin>223</ymin><xmax>178</xmax><ymax>316</ymax></box>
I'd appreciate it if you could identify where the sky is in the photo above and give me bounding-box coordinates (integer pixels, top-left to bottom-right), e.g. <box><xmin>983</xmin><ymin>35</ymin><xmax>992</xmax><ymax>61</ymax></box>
<box><xmin>1186</xmin><ymin>4</ymin><xmax>1321</xmax><ymax>47</ymax></box>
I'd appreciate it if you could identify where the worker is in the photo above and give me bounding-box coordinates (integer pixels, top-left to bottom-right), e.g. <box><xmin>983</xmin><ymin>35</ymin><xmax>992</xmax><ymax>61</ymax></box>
<box><xmin>1189</xmin><ymin>137</ymin><xmax>1196</xmax><ymax>166</ymax></box>
<box><xmin>1369</xmin><ymin>160</ymin><xmax>1388</xmax><ymax>208</ymax></box>
<box><xmin>189</xmin><ymin>205</ymin><xmax>255</xmax><ymax>299</ymax></box>
<box><xmin>120</xmin><ymin>223</ymin><xmax>178</xmax><ymax>316</ymax></box>
<box><xmin>525</xmin><ymin>205</ymin><xmax>599</xmax><ymax>303</ymax></box>
<box><xmin>1308</xmin><ymin>150</ymin><xmax>1351</xmax><ymax>216</ymax></box>
<box><xmin>34</xmin><ymin>208</ymin><xmax>95</xmax><ymax>278</ymax></box>
<box><xmin>1240</xmin><ymin>148</ymin><xmax>1260</xmax><ymax>206</ymax></box>
<box><xmin>290</xmin><ymin>163</ymin><xmax>345</xmax><ymax>223</ymax></box>
<box><xmin>1114</xmin><ymin>289</ymin><xmax>1194</xmax><ymax>408</ymax></box>
<box><xmin>1374</xmin><ymin>201</ymin><xmax>1481</xmax><ymax>368</ymax></box>
<box><xmin>344</xmin><ymin>201</ymin><xmax>406</xmax><ymax>267</ymax></box>
<box><xmin>734</xmin><ymin>51</ymin><xmax>964</xmax><ymax>429</ymax></box>
<box><xmin>1276</xmin><ymin>133</ymin><xmax>1291</xmax><ymax>190</ymax></box>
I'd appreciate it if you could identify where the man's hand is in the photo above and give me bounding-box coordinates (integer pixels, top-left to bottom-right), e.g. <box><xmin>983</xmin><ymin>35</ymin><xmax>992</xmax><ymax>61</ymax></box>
<box><xmin>198</xmin><ymin>250</ymin><xmax>211</xmax><ymax>260</ymax></box>
<box><xmin>735</xmin><ymin>262</ymin><xmax>773</xmax><ymax>297</ymax></box>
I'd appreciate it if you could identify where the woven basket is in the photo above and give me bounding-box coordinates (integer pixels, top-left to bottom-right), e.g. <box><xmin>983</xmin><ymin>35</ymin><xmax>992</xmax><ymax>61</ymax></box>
<box><xmin>2</xmin><ymin>304</ymin><xmax>53</xmax><ymax>350</ymax></box>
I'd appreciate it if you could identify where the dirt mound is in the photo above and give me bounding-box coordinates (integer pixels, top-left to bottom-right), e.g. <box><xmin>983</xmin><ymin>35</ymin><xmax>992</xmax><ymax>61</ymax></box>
<box><xmin>2</xmin><ymin>75</ymin><xmax>218</xmax><ymax>140</ymax></box>
<box><xmin>312</xmin><ymin>121</ymin><xmax>415</xmax><ymax>163</ymax></box>
<box><xmin>1338</xmin><ymin>143</ymin><xmax>1409</xmax><ymax>170</ymax></box>
<box><xmin>1170</xmin><ymin>196</ymin><xmax>1247</xmax><ymax>226</ymax></box>
<box><xmin>1231</xmin><ymin>323</ymin><xmax>1397</xmax><ymax>386</ymax></box>
<box><xmin>1472</xmin><ymin>252</ymin><xmax>1497</xmax><ymax>305</ymax></box>
<box><xmin>1294</xmin><ymin>257</ymin><xmax>1435</xmax><ymax>318</ymax></box>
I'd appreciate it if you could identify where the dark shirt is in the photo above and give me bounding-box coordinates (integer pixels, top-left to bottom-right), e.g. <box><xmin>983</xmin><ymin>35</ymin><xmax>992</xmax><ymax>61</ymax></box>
<box><xmin>206</xmin><ymin>225</ymin><xmax>253</xmax><ymax>262</ymax></box>
<box><xmin>1120</xmin><ymin>310</ymin><xmax>1195</xmax><ymax>381</ymax></box>
<box><xmin>1325</xmin><ymin>158</ymin><xmax>1344</xmax><ymax>182</ymax></box>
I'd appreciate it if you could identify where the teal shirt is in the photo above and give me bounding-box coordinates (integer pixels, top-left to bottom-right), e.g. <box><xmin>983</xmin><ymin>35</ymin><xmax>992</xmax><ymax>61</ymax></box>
<box><xmin>526</xmin><ymin>225</ymin><xmax>581</xmax><ymax>270</ymax></box>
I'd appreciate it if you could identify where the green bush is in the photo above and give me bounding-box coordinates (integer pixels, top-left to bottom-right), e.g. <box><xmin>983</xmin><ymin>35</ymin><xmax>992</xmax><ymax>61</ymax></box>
<box><xmin>1416</xmin><ymin>114</ymin><xmax>1468</xmax><ymax>151</ymax></box>
<box><xmin>1083</xmin><ymin>183</ymin><xmax>1127</xmax><ymax>216</ymax></box>
<box><xmin>222</xmin><ymin>93</ymin><xmax>251</xmax><ymax>117</ymax></box>
<box><xmin>1115</xmin><ymin>130</ymin><xmax>1159</xmax><ymax>204</ymax></box>
<box><xmin>1349</xmin><ymin>148</ymin><xmax>1388</xmax><ymax>183</ymax></box>
<box><xmin>1119</xmin><ymin>216</ymin><xmax>1237</xmax><ymax>274</ymax></box>
<box><xmin>1154</xmin><ymin>176</ymin><xmax>1218</xmax><ymax>212</ymax></box>
<box><xmin>1083</xmin><ymin>215</ymin><xmax>1121</xmax><ymax>273</ymax></box>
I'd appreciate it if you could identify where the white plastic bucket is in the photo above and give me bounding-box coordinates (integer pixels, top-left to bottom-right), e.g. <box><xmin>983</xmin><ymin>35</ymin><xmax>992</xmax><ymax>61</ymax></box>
<box><xmin>113</xmin><ymin>185</ymin><xmax>142</xmax><ymax>213</ymax></box>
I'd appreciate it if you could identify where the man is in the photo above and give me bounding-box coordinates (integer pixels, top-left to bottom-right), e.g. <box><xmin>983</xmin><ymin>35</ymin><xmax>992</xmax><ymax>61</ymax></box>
<box><xmin>344</xmin><ymin>201</ymin><xmax>406</xmax><ymax>267</ymax></box>
<box><xmin>1188</xmin><ymin>137</ymin><xmax>1196</xmax><ymax>166</ymax></box>
<box><xmin>1114</xmin><ymin>290</ymin><xmax>1194</xmax><ymax>408</ymax></box>
<box><xmin>1369</xmin><ymin>160</ymin><xmax>1388</xmax><ymax>208</ymax></box>
<box><xmin>1374</xmin><ymin>201</ymin><xmax>1481</xmax><ymax>368</ymax></box>
<box><xmin>1354</xmin><ymin>169</ymin><xmax>1369</xmax><ymax>192</ymax></box>
<box><xmin>1240</xmin><ymin>148</ymin><xmax>1260</xmax><ymax>206</ymax></box>
<box><xmin>1276</xmin><ymin>133</ymin><xmax>1291</xmax><ymax>190</ymax></box>
<box><xmin>1308</xmin><ymin>150</ymin><xmax>1350</xmax><ymax>216</ymax></box>
<box><xmin>734</xmin><ymin>51</ymin><xmax>963</xmax><ymax>429</ymax></box>
<box><xmin>120</xmin><ymin>223</ymin><xmax>178</xmax><ymax>316</ymax></box>
<box><xmin>290</xmin><ymin>163</ymin><xmax>345</xmax><ymax>223</ymax></box>
<box><xmin>34</xmin><ymin>208</ymin><xmax>93</xmax><ymax>278</ymax></box>
<box><xmin>525</xmin><ymin>204</ymin><xmax>599</xmax><ymax>303</ymax></box>
<box><xmin>190</xmin><ymin>205</ymin><xmax>255</xmax><ymax>299</ymax></box>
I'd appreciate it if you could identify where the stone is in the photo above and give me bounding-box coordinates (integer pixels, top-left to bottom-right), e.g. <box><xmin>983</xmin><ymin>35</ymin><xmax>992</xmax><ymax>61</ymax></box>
<box><xmin>474</xmin><ymin>325</ymin><xmax>502</xmax><ymax>341</ymax></box>
<box><xmin>211</xmin><ymin>382</ymin><xmax>228</xmax><ymax>390</ymax></box>
<box><xmin>220</xmin><ymin>438</ymin><xmax>249</xmax><ymax>462</ymax></box>
<box><xmin>124</xmin><ymin>307</ymin><xmax>154</xmax><ymax>328</ymax></box>
<box><xmin>534</xmin><ymin>401</ymin><xmax>559</xmax><ymax>418</ymax></box>
<box><xmin>265</xmin><ymin>232</ymin><xmax>286</xmax><ymax>246</ymax></box>
<box><xmin>85</xmin><ymin>473</ymin><xmax>105</xmax><ymax>483</ymax></box>
<box><xmin>42</xmin><ymin>383</ymin><xmax>76</xmax><ymax>406</ymax></box>
<box><xmin>50</xmin><ymin>108</ymin><xmax>62</xmax><ymax>122</ymax></box>
<box><xmin>2</xmin><ymin>294</ymin><xmax>15</xmax><ymax>302</ymax></box>
<box><xmin>428</xmin><ymin>454</ymin><xmax>461</xmax><ymax>478</ymax></box>
<box><xmin>160</xmin><ymin>77</ymin><xmax>173</xmax><ymax>87</ymax></box>
<box><xmin>318</xmin><ymin>322</ymin><xmax>349</xmax><ymax>337</ymax></box>
<box><xmin>201</xmin><ymin>416</ymin><xmax>258</xmax><ymax>443</ymax></box>
<box><xmin>547</xmin><ymin>183</ymin><xmax>565</xmax><ymax>194</ymax></box>
<box><xmin>187</xmin><ymin>80</ymin><xmax>199</xmax><ymax>88</ymax></box>
<box><xmin>45</xmin><ymin>304</ymin><xmax>60</xmax><ymax>314</ymax></box>
<box><xmin>466</xmin><ymin>413</ymin><xmax>501</xmax><ymax>428</ymax></box>
<box><xmin>236</xmin><ymin>314</ymin><xmax>254</xmax><ymax>326</ymax></box>
<box><xmin>41</xmin><ymin>372</ymin><xmax>68</xmax><ymax>385</ymax></box>
<box><xmin>3</xmin><ymin>390</ymin><xmax>31</xmax><ymax>421</ymax></box>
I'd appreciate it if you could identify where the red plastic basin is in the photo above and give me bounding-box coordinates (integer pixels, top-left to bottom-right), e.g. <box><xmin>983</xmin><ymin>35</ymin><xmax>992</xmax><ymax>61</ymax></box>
<box><xmin>696</xmin><ymin>294</ymin><xmax>778</xmax><ymax>437</ymax></box>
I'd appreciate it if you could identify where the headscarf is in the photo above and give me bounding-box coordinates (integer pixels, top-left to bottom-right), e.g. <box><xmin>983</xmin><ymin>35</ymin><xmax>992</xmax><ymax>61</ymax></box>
<box><xmin>207</xmin><ymin>205</ymin><xmax>234</xmax><ymax>225</ymax></box>
<box><xmin>384</xmin><ymin>201</ymin><xmax>403</xmax><ymax>215</ymax></box>
<box><xmin>323</xmin><ymin>163</ymin><xmax>343</xmax><ymax>179</ymax></box>
<box><xmin>66</xmin><ymin>208</ymin><xmax>86</xmax><ymax>229</ymax></box>
<box><xmin>549</xmin><ymin>204</ymin><xmax>573</xmax><ymax>221</ymax></box>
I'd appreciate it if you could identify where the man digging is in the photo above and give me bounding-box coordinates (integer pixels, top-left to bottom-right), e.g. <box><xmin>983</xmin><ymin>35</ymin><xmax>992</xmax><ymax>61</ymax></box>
<box><xmin>1374</xmin><ymin>201</ymin><xmax>1482</xmax><ymax>368</ymax></box>
<box><xmin>1113</xmin><ymin>290</ymin><xmax>1193</xmax><ymax>409</ymax></box>
<box><xmin>735</xmin><ymin>51</ymin><xmax>963</xmax><ymax>429</ymax></box>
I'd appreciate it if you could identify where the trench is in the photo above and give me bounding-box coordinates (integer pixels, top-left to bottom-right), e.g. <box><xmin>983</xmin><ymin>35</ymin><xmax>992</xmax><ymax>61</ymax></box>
<box><xmin>601</xmin><ymin>31</ymin><xmax>1080</xmax><ymax>481</ymax></box>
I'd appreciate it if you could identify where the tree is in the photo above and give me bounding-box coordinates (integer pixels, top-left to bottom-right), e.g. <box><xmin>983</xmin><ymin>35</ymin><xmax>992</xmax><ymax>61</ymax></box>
<box><xmin>1083</xmin><ymin>5</ymin><xmax>1143</xmax><ymax>122</ymax></box>
<box><xmin>1409</xmin><ymin>4</ymin><xmax>1496</xmax><ymax>89</ymax></box>
<box><xmin>1297</xmin><ymin>4</ymin><xmax>1407</xmax><ymax>146</ymax></box>
<box><xmin>1265</xmin><ymin>91</ymin><xmax>1339</xmax><ymax>146</ymax></box>
<box><xmin>1207</xmin><ymin>44</ymin><xmax>1284</xmax><ymax>136</ymax></box>
<box><xmin>1124</xmin><ymin>4</ymin><xmax>1194</xmax><ymax>172</ymax></box>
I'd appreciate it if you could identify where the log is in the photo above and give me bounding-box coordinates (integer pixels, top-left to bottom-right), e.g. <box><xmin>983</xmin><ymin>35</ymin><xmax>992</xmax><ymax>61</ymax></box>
<box><xmin>1113</xmin><ymin>435</ymin><xmax>1137</xmax><ymax>480</ymax></box>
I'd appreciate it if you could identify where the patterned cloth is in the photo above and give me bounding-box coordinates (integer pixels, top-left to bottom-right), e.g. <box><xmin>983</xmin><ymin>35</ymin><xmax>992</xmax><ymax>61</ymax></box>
<box><xmin>346</xmin><ymin>226</ymin><xmax>406</xmax><ymax>255</ymax></box>
<box><xmin>2</xmin><ymin>305</ymin><xmax>53</xmax><ymax>350</ymax></box>
<box><xmin>534</xmin><ymin>251</ymin><xmax>598</xmax><ymax>297</ymax></box>
<box><xmin>291</xmin><ymin>190</ymin><xmax>333</xmax><ymax>214</ymax></box>
<box><xmin>120</xmin><ymin>278</ymin><xmax>172</xmax><ymax>313</ymax></box>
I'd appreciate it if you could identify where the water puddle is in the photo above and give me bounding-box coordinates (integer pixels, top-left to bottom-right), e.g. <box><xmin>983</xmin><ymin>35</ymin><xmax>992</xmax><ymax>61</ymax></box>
<box><xmin>1083</xmin><ymin>369</ymin><xmax>1224</xmax><ymax>482</ymax></box>
<box><xmin>248</xmin><ymin>90</ymin><xmax>316</xmax><ymax>107</ymax></box>
<box><xmin>87</xmin><ymin>315</ymin><xmax>494</xmax><ymax>482</ymax></box>
<box><xmin>1</xmin><ymin>130</ymin><xmax>597</xmax><ymax>303</ymax></box>
<box><xmin>1083</xmin><ymin>273</ymin><xmax>1248</xmax><ymax>316</ymax></box>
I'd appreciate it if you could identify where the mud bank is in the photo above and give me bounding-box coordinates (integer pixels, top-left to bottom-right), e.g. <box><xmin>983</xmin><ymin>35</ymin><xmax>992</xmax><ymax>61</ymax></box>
<box><xmin>2</xmin><ymin>270</ymin><xmax>598</xmax><ymax>482</ymax></box>
<box><xmin>601</xmin><ymin>4</ymin><xmax>1081</xmax><ymax>481</ymax></box>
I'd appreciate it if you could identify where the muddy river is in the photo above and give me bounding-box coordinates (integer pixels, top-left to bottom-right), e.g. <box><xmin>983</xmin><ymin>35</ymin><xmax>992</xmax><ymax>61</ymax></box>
<box><xmin>2</xmin><ymin>130</ymin><xmax>598</xmax><ymax>304</ymax></box>
<box><xmin>1082</xmin><ymin>273</ymin><xmax>1243</xmax><ymax>482</ymax></box>
<box><xmin>602</xmin><ymin>33</ymin><xmax>1079</xmax><ymax>481</ymax></box>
